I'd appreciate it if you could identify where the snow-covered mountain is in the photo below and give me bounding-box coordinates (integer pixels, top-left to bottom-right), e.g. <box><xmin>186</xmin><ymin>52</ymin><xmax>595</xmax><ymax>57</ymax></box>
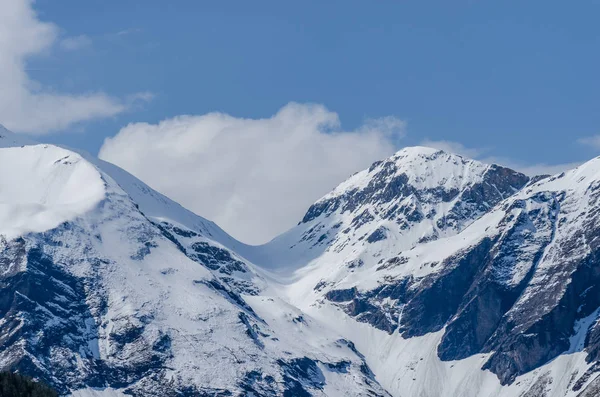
<box><xmin>0</xmin><ymin>126</ymin><xmax>389</xmax><ymax>397</ymax></box>
<box><xmin>2</xmin><ymin>123</ymin><xmax>600</xmax><ymax>397</ymax></box>
<box><xmin>242</xmin><ymin>147</ymin><xmax>600</xmax><ymax>397</ymax></box>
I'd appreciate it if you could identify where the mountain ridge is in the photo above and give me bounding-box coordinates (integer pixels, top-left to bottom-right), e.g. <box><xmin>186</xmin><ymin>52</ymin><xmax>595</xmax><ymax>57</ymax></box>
<box><xmin>255</xmin><ymin>145</ymin><xmax>600</xmax><ymax>397</ymax></box>
<box><xmin>0</xmin><ymin>129</ymin><xmax>390</xmax><ymax>396</ymax></box>
<box><xmin>1</xmin><ymin>127</ymin><xmax>600</xmax><ymax>396</ymax></box>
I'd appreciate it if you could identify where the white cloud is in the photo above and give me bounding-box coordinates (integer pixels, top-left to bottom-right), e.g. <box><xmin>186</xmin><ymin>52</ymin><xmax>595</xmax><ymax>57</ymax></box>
<box><xmin>359</xmin><ymin>116</ymin><xmax>406</xmax><ymax>137</ymax></box>
<box><xmin>578</xmin><ymin>135</ymin><xmax>600</xmax><ymax>150</ymax></box>
<box><xmin>420</xmin><ymin>139</ymin><xmax>488</xmax><ymax>159</ymax></box>
<box><xmin>99</xmin><ymin>103</ymin><xmax>404</xmax><ymax>244</ymax></box>
<box><xmin>0</xmin><ymin>0</ymin><xmax>145</xmax><ymax>134</ymax></box>
<box><xmin>512</xmin><ymin>161</ymin><xmax>583</xmax><ymax>177</ymax></box>
<box><xmin>116</xmin><ymin>28</ymin><xmax>143</xmax><ymax>36</ymax></box>
<box><xmin>481</xmin><ymin>155</ymin><xmax>582</xmax><ymax>177</ymax></box>
<box><xmin>59</xmin><ymin>34</ymin><xmax>92</xmax><ymax>51</ymax></box>
<box><xmin>420</xmin><ymin>139</ymin><xmax>581</xmax><ymax>176</ymax></box>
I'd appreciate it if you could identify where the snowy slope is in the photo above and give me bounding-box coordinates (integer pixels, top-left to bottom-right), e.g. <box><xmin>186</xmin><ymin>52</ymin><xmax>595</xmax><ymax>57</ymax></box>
<box><xmin>0</xmin><ymin>128</ymin><xmax>389</xmax><ymax>397</ymax></box>
<box><xmin>243</xmin><ymin>147</ymin><xmax>528</xmax><ymax>271</ymax></box>
<box><xmin>3</xmin><ymin>123</ymin><xmax>600</xmax><ymax>397</ymax></box>
<box><xmin>243</xmin><ymin>148</ymin><xmax>600</xmax><ymax>397</ymax></box>
<box><xmin>0</xmin><ymin>145</ymin><xmax>105</xmax><ymax>239</ymax></box>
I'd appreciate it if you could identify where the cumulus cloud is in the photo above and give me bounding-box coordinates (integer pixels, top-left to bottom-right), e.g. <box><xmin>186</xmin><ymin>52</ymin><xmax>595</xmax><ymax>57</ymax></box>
<box><xmin>99</xmin><ymin>103</ymin><xmax>404</xmax><ymax>244</ymax></box>
<box><xmin>59</xmin><ymin>34</ymin><xmax>92</xmax><ymax>51</ymax></box>
<box><xmin>115</xmin><ymin>28</ymin><xmax>143</xmax><ymax>37</ymax></box>
<box><xmin>481</xmin><ymin>154</ymin><xmax>582</xmax><ymax>177</ymax></box>
<box><xmin>578</xmin><ymin>135</ymin><xmax>600</xmax><ymax>150</ymax></box>
<box><xmin>0</xmin><ymin>0</ymin><xmax>144</xmax><ymax>134</ymax></box>
<box><xmin>420</xmin><ymin>138</ymin><xmax>581</xmax><ymax>176</ymax></box>
<box><xmin>513</xmin><ymin>161</ymin><xmax>583</xmax><ymax>177</ymax></box>
<box><xmin>420</xmin><ymin>139</ymin><xmax>488</xmax><ymax>159</ymax></box>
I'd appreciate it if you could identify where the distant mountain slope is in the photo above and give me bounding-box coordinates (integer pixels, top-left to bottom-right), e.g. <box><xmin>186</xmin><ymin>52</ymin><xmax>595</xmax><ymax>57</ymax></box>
<box><xmin>0</xmin><ymin>128</ymin><xmax>389</xmax><ymax>397</ymax></box>
<box><xmin>243</xmin><ymin>147</ymin><xmax>528</xmax><ymax>270</ymax></box>
<box><xmin>3</xmin><ymin>123</ymin><xmax>600</xmax><ymax>397</ymax></box>
<box><xmin>246</xmin><ymin>147</ymin><xmax>600</xmax><ymax>397</ymax></box>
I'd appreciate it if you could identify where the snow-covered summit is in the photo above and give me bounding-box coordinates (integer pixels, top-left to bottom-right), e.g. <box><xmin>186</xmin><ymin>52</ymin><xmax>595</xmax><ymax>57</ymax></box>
<box><xmin>249</xmin><ymin>148</ymin><xmax>600</xmax><ymax>397</ymax></box>
<box><xmin>320</xmin><ymin>146</ymin><xmax>492</xmax><ymax>200</ymax></box>
<box><xmin>0</xmin><ymin>127</ymin><xmax>237</xmax><ymax>248</ymax></box>
<box><xmin>0</xmin><ymin>124</ymin><xmax>36</xmax><ymax>147</ymax></box>
<box><xmin>0</xmin><ymin>145</ymin><xmax>105</xmax><ymax>239</ymax></box>
<box><xmin>248</xmin><ymin>145</ymin><xmax>528</xmax><ymax>273</ymax></box>
<box><xmin>525</xmin><ymin>152</ymin><xmax>600</xmax><ymax>194</ymax></box>
<box><xmin>3</xmin><ymin>123</ymin><xmax>600</xmax><ymax>397</ymax></box>
<box><xmin>301</xmin><ymin>145</ymin><xmax>528</xmax><ymax>229</ymax></box>
<box><xmin>0</xmin><ymin>128</ymin><xmax>390</xmax><ymax>397</ymax></box>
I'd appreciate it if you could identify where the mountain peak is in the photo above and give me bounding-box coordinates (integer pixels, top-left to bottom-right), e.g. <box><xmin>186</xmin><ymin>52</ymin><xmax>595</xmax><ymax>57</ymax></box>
<box><xmin>525</xmin><ymin>153</ymin><xmax>600</xmax><ymax>194</ymax></box>
<box><xmin>0</xmin><ymin>124</ymin><xmax>37</xmax><ymax>148</ymax></box>
<box><xmin>260</xmin><ymin>145</ymin><xmax>531</xmax><ymax>269</ymax></box>
<box><xmin>0</xmin><ymin>144</ymin><xmax>105</xmax><ymax>239</ymax></box>
<box><xmin>392</xmin><ymin>145</ymin><xmax>445</xmax><ymax>157</ymax></box>
<box><xmin>316</xmin><ymin>145</ymin><xmax>519</xmax><ymax>208</ymax></box>
<box><xmin>3</xmin><ymin>119</ymin><xmax>600</xmax><ymax>397</ymax></box>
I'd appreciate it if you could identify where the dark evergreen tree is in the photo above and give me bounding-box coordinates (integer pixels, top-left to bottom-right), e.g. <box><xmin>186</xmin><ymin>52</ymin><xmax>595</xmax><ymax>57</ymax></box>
<box><xmin>0</xmin><ymin>372</ymin><xmax>58</xmax><ymax>397</ymax></box>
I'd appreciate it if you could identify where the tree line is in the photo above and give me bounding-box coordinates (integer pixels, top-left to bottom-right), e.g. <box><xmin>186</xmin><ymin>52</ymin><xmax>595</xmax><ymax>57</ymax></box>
<box><xmin>0</xmin><ymin>372</ymin><xmax>58</xmax><ymax>397</ymax></box>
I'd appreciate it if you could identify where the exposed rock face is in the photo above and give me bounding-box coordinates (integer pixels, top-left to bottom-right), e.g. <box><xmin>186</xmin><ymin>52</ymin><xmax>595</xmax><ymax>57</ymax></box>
<box><xmin>0</xmin><ymin>137</ymin><xmax>390</xmax><ymax>397</ymax></box>
<box><xmin>253</xmin><ymin>148</ymin><xmax>600</xmax><ymax>396</ymax></box>
<box><xmin>301</xmin><ymin>148</ymin><xmax>529</xmax><ymax>249</ymax></box>
<box><xmin>2</xmin><ymin>129</ymin><xmax>600</xmax><ymax>397</ymax></box>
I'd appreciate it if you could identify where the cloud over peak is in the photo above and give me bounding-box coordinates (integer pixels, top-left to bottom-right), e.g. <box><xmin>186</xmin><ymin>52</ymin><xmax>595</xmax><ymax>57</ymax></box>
<box><xmin>99</xmin><ymin>103</ymin><xmax>404</xmax><ymax>244</ymax></box>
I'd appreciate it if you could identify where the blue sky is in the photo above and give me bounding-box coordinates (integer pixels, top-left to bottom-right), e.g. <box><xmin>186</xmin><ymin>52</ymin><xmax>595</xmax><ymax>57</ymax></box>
<box><xmin>33</xmin><ymin>0</ymin><xmax>600</xmax><ymax>161</ymax></box>
<box><xmin>3</xmin><ymin>0</ymin><xmax>600</xmax><ymax>243</ymax></box>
